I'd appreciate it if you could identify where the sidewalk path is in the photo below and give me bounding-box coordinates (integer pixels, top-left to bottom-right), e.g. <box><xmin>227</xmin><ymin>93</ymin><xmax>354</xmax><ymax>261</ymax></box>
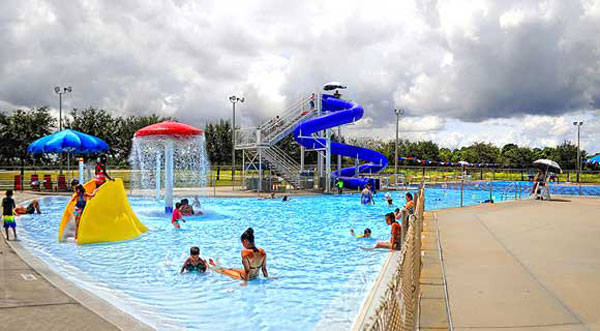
<box><xmin>0</xmin><ymin>192</ymin><xmax>129</xmax><ymax>331</ymax></box>
<box><xmin>436</xmin><ymin>198</ymin><xmax>600</xmax><ymax>330</ymax></box>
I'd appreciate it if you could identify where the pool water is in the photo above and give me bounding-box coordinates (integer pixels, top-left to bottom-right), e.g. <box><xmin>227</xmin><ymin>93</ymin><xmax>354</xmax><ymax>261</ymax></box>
<box><xmin>16</xmin><ymin>183</ymin><xmax>589</xmax><ymax>330</ymax></box>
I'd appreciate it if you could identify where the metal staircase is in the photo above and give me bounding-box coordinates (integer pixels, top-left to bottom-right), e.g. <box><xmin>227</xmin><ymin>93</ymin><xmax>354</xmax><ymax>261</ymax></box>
<box><xmin>235</xmin><ymin>94</ymin><xmax>319</xmax><ymax>189</ymax></box>
<box><xmin>261</xmin><ymin>145</ymin><xmax>302</xmax><ymax>188</ymax></box>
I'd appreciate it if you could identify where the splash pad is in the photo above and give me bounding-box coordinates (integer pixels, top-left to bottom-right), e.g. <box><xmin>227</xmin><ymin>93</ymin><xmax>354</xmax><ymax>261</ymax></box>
<box><xmin>129</xmin><ymin>122</ymin><xmax>210</xmax><ymax>213</ymax></box>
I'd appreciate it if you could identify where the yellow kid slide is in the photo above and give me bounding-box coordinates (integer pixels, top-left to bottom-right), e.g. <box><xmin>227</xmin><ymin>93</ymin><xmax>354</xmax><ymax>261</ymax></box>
<box><xmin>58</xmin><ymin>178</ymin><xmax>148</xmax><ymax>245</ymax></box>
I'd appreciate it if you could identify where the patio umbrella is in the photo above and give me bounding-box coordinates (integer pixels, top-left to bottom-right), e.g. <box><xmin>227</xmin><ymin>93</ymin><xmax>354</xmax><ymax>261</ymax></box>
<box><xmin>585</xmin><ymin>154</ymin><xmax>600</xmax><ymax>165</ymax></box>
<box><xmin>533</xmin><ymin>159</ymin><xmax>561</xmax><ymax>173</ymax></box>
<box><xmin>457</xmin><ymin>161</ymin><xmax>470</xmax><ymax>167</ymax></box>
<box><xmin>27</xmin><ymin>129</ymin><xmax>109</xmax><ymax>183</ymax></box>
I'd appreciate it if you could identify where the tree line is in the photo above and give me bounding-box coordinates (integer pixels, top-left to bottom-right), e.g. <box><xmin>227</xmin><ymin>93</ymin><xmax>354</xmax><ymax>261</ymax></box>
<box><xmin>203</xmin><ymin>119</ymin><xmax>591</xmax><ymax>172</ymax></box>
<box><xmin>0</xmin><ymin>108</ymin><xmax>591</xmax><ymax>172</ymax></box>
<box><xmin>0</xmin><ymin>106</ymin><xmax>173</xmax><ymax>168</ymax></box>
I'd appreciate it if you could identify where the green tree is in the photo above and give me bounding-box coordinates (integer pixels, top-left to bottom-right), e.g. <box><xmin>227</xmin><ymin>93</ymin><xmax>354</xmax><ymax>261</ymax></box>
<box><xmin>113</xmin><ymin>114</ymin><xmax>174</xmax><ymax>166</ymax></box>
<box><xmin>439</xmin><ymin>148</ymin><xmax>453</xmax><ymax>161</ymax></box>
<box><xmin>551</xmin><ymin>141</ymin><xmax>584</xmax><ymax>170</ymax></box>
<box><xmin>205</xmin><ymin>119</ymin><xmax>232</xmax><ymax>179</ymax></box>
<box><xmin>0</xmin><ymin>107</ymin><xmax>56</xmax><ymax>168</ymax></box>
<box><xmin>66</xmin><ymin>108</ymin><xmax>173</xmax><ymax>166</ymax></box>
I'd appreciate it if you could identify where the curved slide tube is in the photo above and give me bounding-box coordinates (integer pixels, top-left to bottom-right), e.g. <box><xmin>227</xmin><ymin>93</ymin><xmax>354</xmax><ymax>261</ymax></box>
<box><xmin>293</xmin><ymin>94</ymin><xmax>388</xmax><ymax>190</ymax></box>
<box><xmin>58</xmin><ymin>178</ymin><xmax>148</xmax><ymax>245</ymax></box>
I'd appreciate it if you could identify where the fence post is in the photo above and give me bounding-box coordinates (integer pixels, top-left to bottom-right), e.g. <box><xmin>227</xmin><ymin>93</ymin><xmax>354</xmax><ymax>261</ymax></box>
<box><xmin>460</xmin><ymin>179</ymin><xmax>464</xmax><ymax>207</ymax></box>
<box><xmin>489</xmin><ymin>180</ymin><xmax>493</xmax><ymax>201</ymax></box>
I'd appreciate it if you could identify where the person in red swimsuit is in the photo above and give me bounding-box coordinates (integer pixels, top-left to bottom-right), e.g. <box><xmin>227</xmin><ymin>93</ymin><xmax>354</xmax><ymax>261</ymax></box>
<box><xmin>171</xmin><ymin>203</ymin><xmax>186</xmax><ymax>229</ymax></box>
<box><xmin>94</xmin><ymin>154</ymin><xmax>114</xmax><ymax>188</ymax></box>
<box><xmin>364</xmin><ymin>212</ymin><xmax>402</xmax><ymax>251</ymax></box>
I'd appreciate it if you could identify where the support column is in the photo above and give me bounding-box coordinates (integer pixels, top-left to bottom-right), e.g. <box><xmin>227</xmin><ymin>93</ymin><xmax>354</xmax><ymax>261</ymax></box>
<box><xmin>337</xmin><ymin>126</ymin><xmax>342</xmax><ymax>173</ymax></box>
<box><xmin>155</xmin><ymin>152</ymin><xmax>161</xmax><ymax>201</ymax></box>
<box><xmin>164</xmin><ymin>141</ymin><xmax>174</xmax><ymax>213</ymax></box>
<box><xmin>300</xmin><ymin>145</ymin><xmax>305</xmax><ymax>171</ymax></box>
<box><xmin>242</xmin><ymin>150</ymin><xmax>246</xmax><ymax>190</ymax></box>
<box><xmin>78</xmin><ymin>158</ymin><xmax>84</xmax><ymax>185</ymax></box>
<box><xmin>326</xmin><ymin>128</ymin><xmax>331</xmax><ymax>193</ymax></box>
<box><xmin>258</xmin><ymin>149</ymin><xmax>263</xmax><ymax>192</ymax></box>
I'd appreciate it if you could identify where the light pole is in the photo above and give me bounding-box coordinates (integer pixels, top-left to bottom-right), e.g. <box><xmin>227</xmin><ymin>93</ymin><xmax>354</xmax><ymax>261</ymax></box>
<box><xmin>54</xmin><ymin>86</ymin><xmax>72</xmax><ymax>175</ymax></box>
<box><xmin>54</xmin><ymin>86</ymin><xmax>72</xmax><ymax>132</ymax></box>
<box><xmin>229</xmin><ymin>95</ymin><xmax>244</xmax><ymax>182</ymax></box>
<box><xmin>573</xmin><ymin>121</ymin><xmax>583</xmax><ymax>183</ymax></box>
<box><xmin>394</xmin><ymin>108</ymin><xmax>404</xmax><ymax>181</ymax></box>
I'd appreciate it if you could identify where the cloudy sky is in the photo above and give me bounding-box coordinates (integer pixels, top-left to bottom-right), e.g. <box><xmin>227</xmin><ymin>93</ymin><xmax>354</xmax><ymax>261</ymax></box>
<box><xmin>1</xmin><ymin>0</ymin><xmax>600</xmax><ymax>151</ymax></box>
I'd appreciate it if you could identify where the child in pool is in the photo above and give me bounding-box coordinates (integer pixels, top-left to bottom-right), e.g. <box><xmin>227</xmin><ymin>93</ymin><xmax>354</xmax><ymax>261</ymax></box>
<box><xmin>385</xmin><ymin>192</ymin><xmax>393</xmax><ymax>206</ymax></box>
<box><xmin>350</xmin><ymin>228</ymin><xmax>371</xmax><ymax>238</ymax></box>
<box><xmin>180</xmin><ymin>246</ymin><xmax>208</xmax><ymax>273</ymax></box>
<box><xmin>172</xmin><ymin>203</ymin><xmax>186</xmax><ymax>229</ymax></box>
<box><xmin>71</xmin><ymin>184</ymin><xmax>95</xmax><ymax>239</ymax></box>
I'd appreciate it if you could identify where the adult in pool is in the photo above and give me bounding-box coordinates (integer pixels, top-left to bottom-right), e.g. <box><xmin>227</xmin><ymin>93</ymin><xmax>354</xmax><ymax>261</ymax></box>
<box><xmin>361</xmin><ymin>183</ymin><xmax>374</xmax><ymax>205</ymax></box>
<box><xmin>210</xmin><ymin>227</ymin><xmax>274</xmax><ymax>284</ymax></box>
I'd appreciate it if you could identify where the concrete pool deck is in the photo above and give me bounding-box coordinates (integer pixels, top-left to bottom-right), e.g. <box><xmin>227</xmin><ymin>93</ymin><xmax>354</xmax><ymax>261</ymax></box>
<box><xmin>435</xmin><ymin>197</ymin><xmax>600</xmax><ymax>330</ymax></box>
<box><xmin>0</xmin><ymin>192</ymin><xmax>151</xmax><ymax>331</ymax></box>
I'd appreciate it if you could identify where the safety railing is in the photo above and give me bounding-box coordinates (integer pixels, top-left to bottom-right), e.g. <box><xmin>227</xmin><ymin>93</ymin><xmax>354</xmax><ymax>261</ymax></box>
<box><xmin>358</xmin><ymin>184</ymin><xmax>425</xmax><ymax>331</ymax></box>
<box><xmin>235</xmin><ymin>94</ymin><xmax>318</xmax><ymax>149</ymax></box>
<box><xmin>258</xmin><ymin>94</ymin><xmax>318</xmax><ymax>145</ymax></box>
<box><xmin>234</xmin><ymin>127</ymin><xmax>259</xmax><ymax>149</ymax></box>
<box><xmin>261</xmin><ymin>145</ymin><xmax>302</xmax><ymax>188</ymax></box>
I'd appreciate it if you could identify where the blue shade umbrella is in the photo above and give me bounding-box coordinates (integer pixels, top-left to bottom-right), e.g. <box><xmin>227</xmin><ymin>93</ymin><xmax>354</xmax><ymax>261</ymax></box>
<box><xmin>27</xmin><ymin>129</ymin><xmax>109</xmax><ymax>184</ymax></box>
<box><xmin>27</xmin><ymin>129</ymin><xmax>109</xmax><ymax>154</ymax></box>
<box><xmin>585</xmin><ymin>154</ymin><xmax>600</xmax><ymax>165</ymax></box>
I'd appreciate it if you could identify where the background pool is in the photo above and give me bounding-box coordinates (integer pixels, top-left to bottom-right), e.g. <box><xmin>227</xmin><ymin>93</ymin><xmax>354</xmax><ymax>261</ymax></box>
<box><xmin>15</xmin><ymin>183</ymin><xmax>590</xmax><ymax>330</ymax></box>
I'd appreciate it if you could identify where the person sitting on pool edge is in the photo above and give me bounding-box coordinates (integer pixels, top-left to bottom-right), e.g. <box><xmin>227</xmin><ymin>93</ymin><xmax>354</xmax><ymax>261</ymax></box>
<box><xmin>180</xmin><ymin>246</ymin><xmax>208</xmax><ymax>273</ymax></box>
<box><xmin>350</xmin><ymin>228</ymin><xmax>371</xmax><ymax>238</ymax></box>
<box><xmin>364</xmin><ymin>212</ymin><xmax>401</xmax><ymax>251</ymax></box>
<box><xmin>210</xmin><ymin>227</ymin><xmax>275</xmax><ymax>284</ymax></box>
<box><xmin>14</xmin><ymin>199</ymin><xmax>42</xmax><ymax>215</ymax></box>
<box><xmin>402</xmin><ymin>192</ymin><xmax>414</xmax><ymax>214</ymax></box>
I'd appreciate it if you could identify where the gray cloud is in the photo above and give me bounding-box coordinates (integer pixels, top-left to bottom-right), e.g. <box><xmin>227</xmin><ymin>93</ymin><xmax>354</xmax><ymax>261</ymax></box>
<box><xmin>0</xmin><ymin>0</ymin><xmax>599</xmax><ymax>131</ymax></box>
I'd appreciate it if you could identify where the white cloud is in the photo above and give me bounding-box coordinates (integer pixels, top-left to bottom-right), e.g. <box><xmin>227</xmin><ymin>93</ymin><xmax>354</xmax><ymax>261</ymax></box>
<box><xmin>1</xmin><ymin>0</ymin><xmax>600</xmax><ymax>151</ymax></box>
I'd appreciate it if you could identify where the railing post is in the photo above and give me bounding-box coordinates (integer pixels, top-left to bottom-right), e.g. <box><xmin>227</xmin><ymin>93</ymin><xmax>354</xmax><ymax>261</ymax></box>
<box><xmin>460</xmin><ymin>179</ymin><xmax>464</xmax><ymax>207</ymax></box>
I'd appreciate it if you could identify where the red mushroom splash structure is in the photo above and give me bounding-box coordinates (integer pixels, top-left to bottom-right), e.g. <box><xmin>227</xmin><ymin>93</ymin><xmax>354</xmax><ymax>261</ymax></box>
<box><xmin>130</xmin><ymin>122</ymin><xmax>210</xmax><ymax>213</ymax></box>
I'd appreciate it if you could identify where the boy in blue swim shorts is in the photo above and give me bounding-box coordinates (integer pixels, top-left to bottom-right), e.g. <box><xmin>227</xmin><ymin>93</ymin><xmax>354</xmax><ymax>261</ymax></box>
<box><xmin>3</xmin><ymin>190</ymin><xmax>17</xmax><ymax>240</ymax></box>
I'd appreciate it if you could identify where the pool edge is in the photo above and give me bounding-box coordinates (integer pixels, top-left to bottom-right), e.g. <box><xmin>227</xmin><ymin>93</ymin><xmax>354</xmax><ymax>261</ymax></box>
<box><xmin>351</xmin><ymin>250</ymin><xmax>401</xmax><ymax>330</ymax></box>
<box><xmin>7</xmin><ymin>196</ymin><xmax>155</xmax><ymax>331</ymax></box>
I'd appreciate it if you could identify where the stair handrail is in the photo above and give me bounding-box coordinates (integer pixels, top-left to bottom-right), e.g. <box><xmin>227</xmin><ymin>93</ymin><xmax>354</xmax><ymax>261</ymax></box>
<box><xmin>261</xmin><ymin>148</ymin><xmax>301</xmax><ymax>186</ymax></box>
<box><xmin>265</xmin><ymin>146</ymin><xmax>300</xmax><ymax>176</ymax></box>
<box><xmin>259</xmin><ymin>94</ymin><xmax>318</xmax><ymax>144</ymax></box>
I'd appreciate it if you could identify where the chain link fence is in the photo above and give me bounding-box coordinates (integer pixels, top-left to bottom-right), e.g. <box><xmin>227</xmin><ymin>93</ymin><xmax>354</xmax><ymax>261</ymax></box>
<box><xmin>360</xmin><ymin>183</ymin><xmax>425</xmax><ymax>331</ymax></box>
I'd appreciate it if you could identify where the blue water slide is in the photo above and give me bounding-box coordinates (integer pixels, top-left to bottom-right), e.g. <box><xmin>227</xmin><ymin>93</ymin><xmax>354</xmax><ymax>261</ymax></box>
<box><xmin>293</xmin><ymin>94</ymin><xmax>388</xmax><ymax>190</ymax></box>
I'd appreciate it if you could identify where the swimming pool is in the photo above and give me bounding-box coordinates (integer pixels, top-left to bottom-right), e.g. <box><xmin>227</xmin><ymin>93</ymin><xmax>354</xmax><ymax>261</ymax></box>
<box><xmin>14</xmin><ymin>184</ymin><xmax>591</xmax><ymax>330</ymax></box>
